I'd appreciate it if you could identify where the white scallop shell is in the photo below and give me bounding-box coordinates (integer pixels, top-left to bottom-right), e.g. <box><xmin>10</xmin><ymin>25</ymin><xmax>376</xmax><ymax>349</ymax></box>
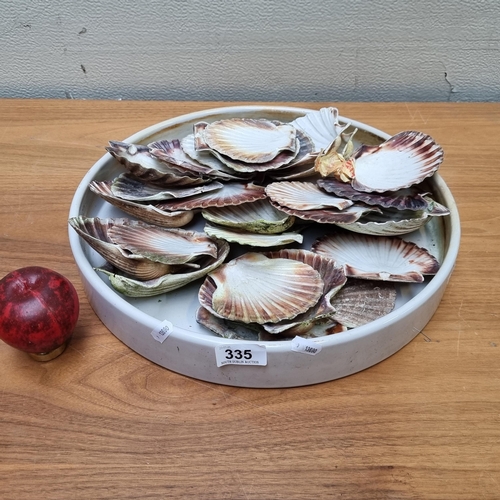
<box><xmin>312</xmin><ymin>232</ymin><xmax>440</xmax><ymax>282</ymax></box>
<box><xmin>291</xmin><ymin>107</ymin><xmax>350</xmax><ymax>152</ymax></box>
<box><xmin>191</xmin><ymin>122</ymin><xmax>317</xmax><ymax>173</ymax></box>
<box><xmin>352</xmin><ymin>131</ymin><xmax>444</xmax><ymax>193</ymax></box>
<box><xmin>202</xmin><ymin>199</ymin><xmax>294</xmax><ymax>234</ymax></box>
<box><xmin>204</xmin><ymin>223</ymin><xmax>303</xmax><ymax>247</ymax></box>
<box><xmin>198</xmin><ymin>252</ymin><xmax>324</xmax><ymax>324</ymax></box>
<box><xmin>200</xmin><ymin>118</ymin><xmax>297</xmax><ymax>163</ymax></box>
<box><xmin>266</xmin><ymin>181</ymin><xmax>353</xmax><ymax>211</ymax></box>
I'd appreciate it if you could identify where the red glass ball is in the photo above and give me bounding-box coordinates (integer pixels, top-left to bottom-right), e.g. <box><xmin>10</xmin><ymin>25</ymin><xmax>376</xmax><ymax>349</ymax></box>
<box><xmin>0</xmin><ymin>267</ymin><xmax>79</xmax><ymax>357</ymax></box>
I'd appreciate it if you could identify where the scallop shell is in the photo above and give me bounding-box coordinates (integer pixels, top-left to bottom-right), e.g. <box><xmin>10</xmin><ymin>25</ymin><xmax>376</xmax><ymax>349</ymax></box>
<box><xmin>106</xmin><ymin>141</ymin><xmax>207</xmax><ymax>186</ymax></box>
<box><xmin>268</xmin><ymin>199</ymin><xmax>381</xmax><ymax>224</ymax></box>
<box><xmin>335</xmin><ymin>208</ymin><xmax>433</xmax><ymax>236</ymax></box>
<box><xmin>89</xmin><ymin>180</ymin><xmax>194</xmax><ymax>228</ymax></box>
<box><xmin>202</xmin><ymin>199</ymin><xmax>294</xmax><ymax>234</ymax></box>
<box><xmin>291</xmin><ymin>107</ymin><xmax>350</xmax><ymax>152</ymax></box>
<box><xmin>198</xmin><ymin>252</ymin><xmax>324</xmax><ymax>324</ymax></box>
<box><xmin>68</xmin><ymin>217</ymin><xmax>177</xmax><ymax>280</ymax></box>
<box><xmin>330</xmin><ymin>280</ymin><xmax>397</xmax><ymax>328</ymax></box>
<box><xmin>351</xmin><ymin>131</ymin><xmax>444</xmax><ymax>193</ymax></box>
<box><xmin>196</xmin><ymin>307</ymin><xmax>260</xmax><ymax>341</ymax></box>
<box><xmin>260</xmin><ymin>249</ymin><xmax>346</xmax><ymax>335</ymax></box>
<box><xmin>266</xmin><ymin>181</ymin><xmax>353</xmax><ymax>211</ymax></box>
<box><xmin>312</xmin><ymin>232</ymin><xmax>440</xmax><ymax>282</ymax></box>
<box><xmin>155</xmin><ymin>182</ymin><xmax>266</xmax><ymax>211</ymax></box>
<box><xmin>317</xmin><ymin>178</ymin><xmax>431</xmax><ymax>211</ymax></box>
<box><xmin>106</xmin><ymin>223</ymin><xmax>218</xmax><ymax>265</ymax></box>
<box><xmin>200</xmin><ymin>118</ymin><xmax>297</xmax><ymax>163</ymax></box>
<box><xmin>148</xmin><ymin>139</ymin><xmax>248</xmax><ymax>181</ymax></box>
<box><xmin>69</xmin><ymin>217</ymin><xmax>218</xmax><ymax>278</ymax></box>
<box><xmin>204</xmin><ymin>223</ymin><xmax>303</xmax><ymax>247</ymax></box>
<box><xmin>110</xmin><ymin>173</ymin><xmax>223</xmax><ymax>202</ymax></box>
<box><xmin>97</xmin><ymin>239</ymin><xmax>230</xmax><ymax>297</ymax></box>
<box><xmin>192</xmin><ymin>122</ymin><xmax>301</xmax><ymax>173</ymax></box>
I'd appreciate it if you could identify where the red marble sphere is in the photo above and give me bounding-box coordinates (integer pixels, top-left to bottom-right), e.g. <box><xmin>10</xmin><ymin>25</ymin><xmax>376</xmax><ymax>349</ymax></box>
<box><xmin>0</xmin><ymin>267</ymin><xmax>79</xmax><ymax>354</ymax></box>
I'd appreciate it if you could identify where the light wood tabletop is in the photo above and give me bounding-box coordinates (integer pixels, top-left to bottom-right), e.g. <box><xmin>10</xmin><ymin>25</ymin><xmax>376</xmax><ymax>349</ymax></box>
<box><xmin>0</xmin><ymin>99</ymin><xmax>498</xmax><ymax>499</ymax></box>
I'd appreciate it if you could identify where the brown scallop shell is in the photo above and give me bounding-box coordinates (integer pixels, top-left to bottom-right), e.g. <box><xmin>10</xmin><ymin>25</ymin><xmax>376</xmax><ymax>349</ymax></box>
<box><xmin>89</xmin><ymin>180</ymin><xmax>194</xmax><ymax>228</ymax></box>
<box><xmin>155</xmin><ymin>182</ymin><xmax>267</xmax><ymax>211</ymax></box>
<box><xmin>330</xmin><ymin>280</ymin><xmax>397</xmax><ymax>328</ymax></box>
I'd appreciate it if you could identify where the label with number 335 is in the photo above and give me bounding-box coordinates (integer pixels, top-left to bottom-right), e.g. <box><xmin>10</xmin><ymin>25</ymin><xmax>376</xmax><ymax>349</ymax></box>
<box><xmin>215</xmin><ymin>344</ymin><xmax>267</xmax><ymax>367</ymax></box>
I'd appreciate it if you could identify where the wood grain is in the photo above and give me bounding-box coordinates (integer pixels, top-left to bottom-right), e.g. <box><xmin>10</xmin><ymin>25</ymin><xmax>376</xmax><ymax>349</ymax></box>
<box><xmin>0</xmin><ymin>99</ymin><xmax>499</xmax><ymax>499</ymax></box>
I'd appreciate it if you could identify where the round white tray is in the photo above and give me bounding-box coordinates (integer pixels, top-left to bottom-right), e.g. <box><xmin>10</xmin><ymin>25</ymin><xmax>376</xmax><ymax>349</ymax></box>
<box><xmin>68</xmin><ymin>105</ymin><xmax>460</xmax><ymax>388</ymax></box>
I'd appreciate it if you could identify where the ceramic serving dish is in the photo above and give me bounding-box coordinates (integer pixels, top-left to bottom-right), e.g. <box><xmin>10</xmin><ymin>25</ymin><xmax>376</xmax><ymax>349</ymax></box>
<box><xmin>68</xmin><ymin>105</ymin><xmax>460</xmax><ymax>388</ymax></box>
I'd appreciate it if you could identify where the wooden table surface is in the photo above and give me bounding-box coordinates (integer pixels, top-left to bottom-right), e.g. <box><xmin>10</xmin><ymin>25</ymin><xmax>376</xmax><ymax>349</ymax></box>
<box><xmin>0</xmin><ymin>99</ymin><xmax>498</xmax><ymax>499</ymax></box>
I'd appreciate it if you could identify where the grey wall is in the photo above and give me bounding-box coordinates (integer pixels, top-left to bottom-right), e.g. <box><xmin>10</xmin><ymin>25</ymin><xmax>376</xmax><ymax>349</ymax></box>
<box><xmin>2</xmin><ymin>0</ymin><xmax>499</xmax><ymax>102</ymax></box>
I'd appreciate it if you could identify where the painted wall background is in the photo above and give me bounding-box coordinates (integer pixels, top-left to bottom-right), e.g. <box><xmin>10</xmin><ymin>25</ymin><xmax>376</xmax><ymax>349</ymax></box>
<box><xmin>1</xmin><ymin>0</ymin><xmax>499</xmax><ymax>102</ymax></box>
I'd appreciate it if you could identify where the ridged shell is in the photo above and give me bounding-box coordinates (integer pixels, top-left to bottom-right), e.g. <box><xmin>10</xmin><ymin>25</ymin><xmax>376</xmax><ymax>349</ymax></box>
<box><xmin>317</xmin><ymin>178</ymin><xmax>431</xmax><ymax>211</ymax></box>
<box><xmin>148</xmin><ymin>139</ymin><xmax>246</xmax><ymax>181</ymax></box>
<box><xmin>200</xmin><ymin>118</ymin><xmax>297</xmax><ymax>163</ymax></box>
<box><xmin>196</xmin><ymin>307</ymin><xmax>260</xmax><ymax>341</ymax></box>
<box><xmin>260</xmin><ymin>249</ymin><xmax>346</xmax><ymax>334</ymax></box>
<box><xmin>97</xmin><ymin>239</ymin><xmax>230</xmax><ymax>297</ymax></box>
<box><xmin>155</xmin><ymin>182</ymin><xmax>266</xmax><ymax>211</ymax></box>
<box><xmin>291</xmin><ymin>107</ymin><xmax>350</xmax><ymax>152</ymax></box>
<box><xmin>106</xmin><ymin>223</ymin><xmax>218</xmax><ymax>265</ymax></box>
<box><xmin>312</xmin><ymin>232</ymin><xmax>440</xmax><ymax>282</ymax></box>
<box><xmin>351</xmin><ymin>131</ymin><xmax>444</xmax><ymax>193</ymax></box>
<box><xmin>110</xmin><ymin>173</ymin><xmax>223</xmax><ymax>202</ymax></box>
<box><xmin>180</xmin><ymin>133</ymin><xmax>255</xmax><ymax>179</ymax></box>
<box><xmin>106</xmin><ymin>141</ymin><xmax>207</xmax><ymax>186</ymax></box>
<box><xmin>89</xmin><ymin>181</ymin><xmax>194</xmax><ymax>228</ymax></box>
<box><xmin>193</xmin><ymin>122</ymin><xmax>301</xmax><ymax>172</ymax></box>
<box><xmin>204</xmin><ymin>223</ymin><xmax>303</xmax><ymax>247</ymax></box>
<box><xmin>330</xmin><ymin>280</ymin><xmax>397</xmax><ymax>328</ymax></box>
<box><xmin>266</xmin><ymin>181</ymin><xmax>353</xmax><ymax>211</ymax></box>
<box><xmin>199</xmin><ymin>252</ymin><xmax>324</xmax><ymax>324</ymax></box>
<box><xmin>202</xmin><ymin>199</ymin><xmax>294</xmax><ymax>234</ymax></box>
<box><xmin>335</xmin><ymin>208</ymin><xmax>433</xmax><ymax>236</ymax></box>
<box><xmin>68</xmin><ymin>217</ymin><xmax>175</xmax><ymax>280</ymax></box>
<box><xmin>268</xmin><ymin>199</ymin><xmax>381</xmax><ymax>224</ymax></box>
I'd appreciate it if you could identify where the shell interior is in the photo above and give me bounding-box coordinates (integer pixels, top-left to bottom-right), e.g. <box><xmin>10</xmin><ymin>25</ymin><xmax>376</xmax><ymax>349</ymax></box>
<box><xmin>201</xmin><ymin>118</ymin><xmax>297</xmax><ymax>163</ymax></box>
<box><xmin>312</xmin><ymin>231</ymin><xmax>440</xmax><ymax>282</ymax></box>
<box><xmin>201</xmin><ymin>199</ymin><xmax>294</xmax><ymax>234</ymax></box>
<box><xmin>352</xmin><ymin>131</ymin><xmax>444</xmax><ymax>193</ymax></box>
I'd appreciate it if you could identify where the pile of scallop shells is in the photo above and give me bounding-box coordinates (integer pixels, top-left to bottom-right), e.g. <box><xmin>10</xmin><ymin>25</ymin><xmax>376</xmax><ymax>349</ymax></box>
<box><xmin>69</xmin><ymin>107</ymin><xmax>450</xmax><ymax>340</ymax></box>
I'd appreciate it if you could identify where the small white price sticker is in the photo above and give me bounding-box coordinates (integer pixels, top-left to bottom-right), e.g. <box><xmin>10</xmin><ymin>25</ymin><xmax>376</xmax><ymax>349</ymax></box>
<box><xmin>215</xmin><ymin>344</ymin><xmax>267</xmax><ymax>367</ymax></box>
<box><xmin>291</xmin><ymin>336</ymin><xmax>322</xmax><ymax>356</ymax></box>
<box><xmin>150</xmin><ymin>320</ymin><xmax>174</xmax><ymax>343</ymax></box>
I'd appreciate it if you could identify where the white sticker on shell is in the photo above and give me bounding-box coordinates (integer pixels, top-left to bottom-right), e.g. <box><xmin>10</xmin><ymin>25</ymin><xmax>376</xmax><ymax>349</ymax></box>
<box><xmin>151</xmin><ymin>320</ymin><xmax>174</xmax><ymax>343</ymax></box>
